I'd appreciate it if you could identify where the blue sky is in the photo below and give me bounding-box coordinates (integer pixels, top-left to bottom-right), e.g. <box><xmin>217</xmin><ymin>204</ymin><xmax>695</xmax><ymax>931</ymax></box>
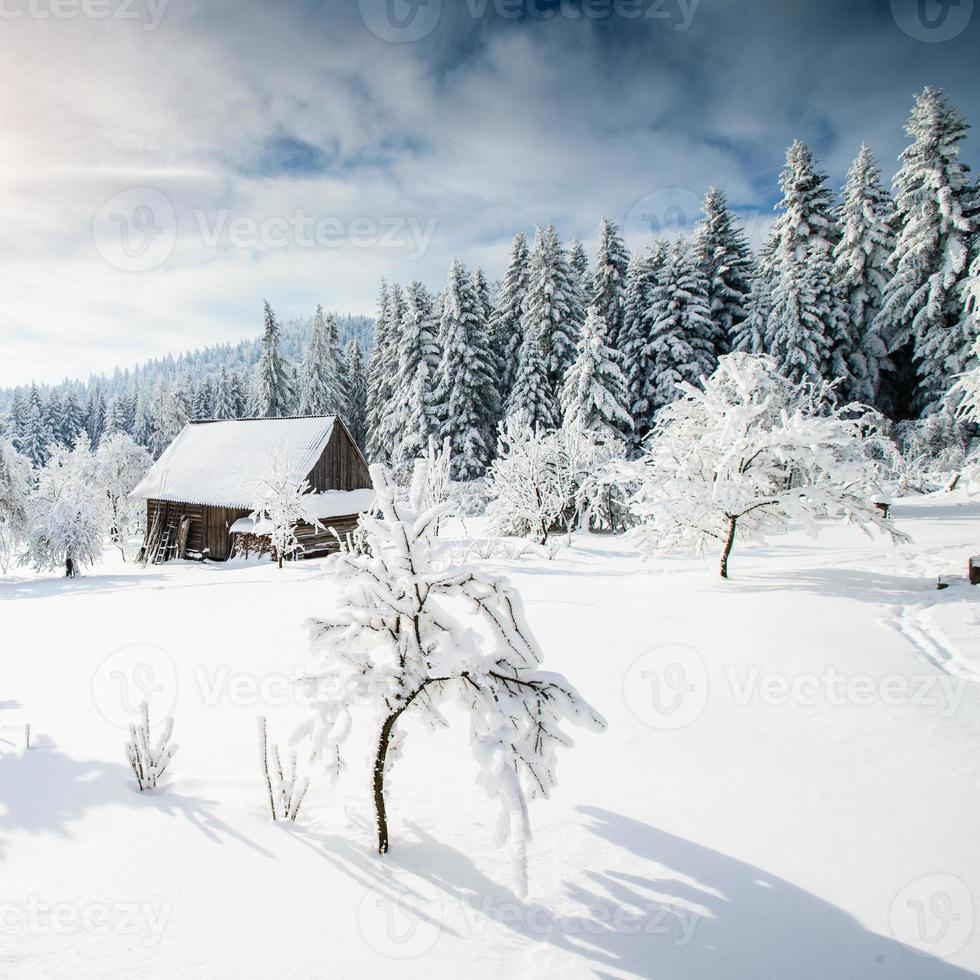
<box><xmin>0</xmin><ymin>0</ymin><xmax>977</xmax><ymax>386</ymax></box>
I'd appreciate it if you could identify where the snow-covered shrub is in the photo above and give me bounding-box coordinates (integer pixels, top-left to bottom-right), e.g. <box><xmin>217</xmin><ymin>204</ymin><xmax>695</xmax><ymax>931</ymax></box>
<box><xmin>297</xmin><ymin>466</ymin><xmax>605</xmax><ymax>893</ymax></box>
<box><xmin>258</xmin><ymin>716</ymin><xmax>311</xmax><ymax>822</ymax></box>
<box><xmin>625</xmin><ymin>353</ymin><xmax>909</xmax><ymax>578</ymax></box>
<box><xmin>408</xmin><ymin>436</ymin><xmax>454</xmax><ymax>524</ymax></box>
<box><xmin>126</xmin><ymin>701</ymin><xmax>176</xmax><ymax>791</ymax></box>
<box><xmin>0</xmin><ymin>440</ymin><xmax>32</xmax><ymax>573</ymax></box>
<box><xmin>248</xmin><ymin>448</ymin><xmax>314</xmax><ymax>568</ymax></box>
<box><xmin>95</xmin><ymin>432</ymin><xmax>152</xmax><ymax>559</ymax></box>
<box><xmin>22</xmin><ymin>435</ymin><xmax>108</xmax><ymax>578</ymax></box>
<box><xmin>485</xmin><ymin>415</ymin><xmax>626</xmax><ymax>544</ymax></box>
<box><xmin>892</xmin><ymin>412</ymin><xmax>974</xmax><ymax>490</ymax></box>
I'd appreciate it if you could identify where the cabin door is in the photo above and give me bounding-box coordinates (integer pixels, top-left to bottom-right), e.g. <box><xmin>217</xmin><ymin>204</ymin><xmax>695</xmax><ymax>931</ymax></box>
<box><xmin>177</xmin><ymin>516</ymin><xmax>192</xmax><ymax>559</ymax></box>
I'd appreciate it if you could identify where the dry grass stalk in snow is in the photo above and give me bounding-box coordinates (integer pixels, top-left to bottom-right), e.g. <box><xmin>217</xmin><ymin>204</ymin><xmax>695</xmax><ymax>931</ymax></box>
<box><xmin>126</xmin><ymin>702</ymin><xmax>176</xmax><ymax>791</ymax></box>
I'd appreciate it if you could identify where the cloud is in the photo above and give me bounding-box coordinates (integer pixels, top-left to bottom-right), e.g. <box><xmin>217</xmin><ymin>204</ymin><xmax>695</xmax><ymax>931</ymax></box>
<box><xmin>0</xmin><ymin>0</ymin><xmax>977</xmax><ymax>386</ymax></box>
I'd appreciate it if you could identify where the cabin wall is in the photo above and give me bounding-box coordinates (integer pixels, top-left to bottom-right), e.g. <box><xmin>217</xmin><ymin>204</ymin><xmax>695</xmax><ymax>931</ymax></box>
<box><xmin>306</xmin><ymin>424</ymin><xmax>371</xmax><ymax>493</ymax></box>
<box><xmin>146</xmin><ymin>500</ymin><xmax>249</xmax><ymax>561</ymax></box>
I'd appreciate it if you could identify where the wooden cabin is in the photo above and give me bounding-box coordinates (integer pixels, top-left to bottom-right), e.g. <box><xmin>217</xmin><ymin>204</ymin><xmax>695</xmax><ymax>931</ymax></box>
<box><xmin>129</xmin><ymin>416</ymin><xmax>372</xmax><ymax>563</ymax></box>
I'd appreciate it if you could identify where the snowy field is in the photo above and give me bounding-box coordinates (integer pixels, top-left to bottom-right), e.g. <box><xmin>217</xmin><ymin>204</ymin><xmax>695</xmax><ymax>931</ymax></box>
<box><xmin>2</xmin><ymin>492</ymin><xmax>980</xmax><ymax>979</ymax></box>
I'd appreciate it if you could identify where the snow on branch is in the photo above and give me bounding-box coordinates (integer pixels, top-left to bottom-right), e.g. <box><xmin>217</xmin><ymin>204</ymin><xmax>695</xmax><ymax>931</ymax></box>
<box><xmin>126</xmin><ymin>701</ymin><xmax>177</xmax><ymax>791</ymax></box>
<box><xmin>248</xmin><ymin>447</ymin><xmax>315</xmax><ymax>568</ymax></box>
<box><xmin>297</xmin><ymin>465</ymin><xmax>605</xmax><ymax>895</ymax></box>
<box><xmin>622</xmin><ymin>353</ymin><xmax>911</xmax><ymax>578</ymax></box>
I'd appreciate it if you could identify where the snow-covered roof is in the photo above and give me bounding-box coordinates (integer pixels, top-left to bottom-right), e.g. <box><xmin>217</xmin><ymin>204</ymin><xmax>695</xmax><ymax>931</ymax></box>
<box><xmin>229</xmin><ymin>489</ymin><xmax>377</xmax><ymax>537</ymax></box>
<box><xmin>129</xmin><ymin>417</ymin><xmax>339</xmax><ymax>508</ymax></box>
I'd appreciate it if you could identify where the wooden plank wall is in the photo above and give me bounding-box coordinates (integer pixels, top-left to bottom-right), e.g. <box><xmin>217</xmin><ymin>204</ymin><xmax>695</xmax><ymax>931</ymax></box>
<box><xmin>306</xmin><ymin>423</ymin><xmax>372</xmax><ymax>492</ymax></box>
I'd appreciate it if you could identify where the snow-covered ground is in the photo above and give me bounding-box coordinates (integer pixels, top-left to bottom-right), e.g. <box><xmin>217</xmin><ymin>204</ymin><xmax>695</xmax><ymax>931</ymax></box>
<box><xmin>2</xmin><ymin>492</ymin><xmax>980</xmax><ymax>979</ymax></box>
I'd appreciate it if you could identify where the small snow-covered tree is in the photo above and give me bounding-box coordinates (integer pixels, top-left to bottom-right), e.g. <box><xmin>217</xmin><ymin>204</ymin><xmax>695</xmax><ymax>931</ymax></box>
<box><xmin>560</xmin><ymin>307</ymin><xmax>632</xmax><ymax>439</ymax></box>
<box><xmin>408</xmin><ymin>435</ymin><xmax>454</xmax><ymax>521</ymax></box>
<box><xmin>626</xmin><ymin>353</ymin><xmax>909</xmax><ymax>578</ymax></box>
<box><xmin>248</xmin><ymin>449</ymin><xmax>314</xmax><ymax>568</ymax></box>
<box><xmin>0</xmin><ymin>440</ymin><xmax>32</xmax><ymax>573</ymax></box>
<box><xmin>590</xmin><ymin>218</ymin><xmax>631</xmax><ymax>352</ymax></box>
<box><xmin>506</xmin><ymin>323</ymin><xmax>558</xmax><ymax>430</ymax></box>
<box><xmin>298</xmin><ymin>305</ymin><xmax>345</xmax><ymax>417</ymax></box>
<box><xmin>344</xmin><ymin>339</ymin><xmax>369</xmax><ymax>451</ymax></box>
<box><xmin>490</xmin><ymin>233</ymin><xmax>531</xmax><ymax>407</ymax></box>
<box><xmin>95</xmin><ymin>432</ymin><xmax>152</xmax><ymax>558</ymax></box>
<box><xmin>211</xmin><ymin>368</ymin><xmax>237</xmax><ymax>421</ymax></box>
<box><xmin>366</xmin><ymin>280</ymin><xmax>399</xmax><ymax>463</ymax></box>
<box><xmin>22</xmin><ymin>434</ymin><xmax>108</xmax><ymax>578</ymax></box>
<box><xmin>297</xmin><ymin>466</ymin><xmax>605</xmax><ymax>890</ymax></box>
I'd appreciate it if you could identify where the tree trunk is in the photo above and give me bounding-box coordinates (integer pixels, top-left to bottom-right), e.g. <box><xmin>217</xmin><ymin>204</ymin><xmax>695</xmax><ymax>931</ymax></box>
<box><xmin>373</xmin><ymin>710</ymin><xmax>402</xmax><ymax>854</ymax></box>
<box><xmin>720</xmin><ymin>516</ymin><xmax>737</xmax><ymax>579</ymax></box>
<box><xmin>65</xmin><ymin>556</ymin><xmax>76</xmax><ymax>578</ymax></box>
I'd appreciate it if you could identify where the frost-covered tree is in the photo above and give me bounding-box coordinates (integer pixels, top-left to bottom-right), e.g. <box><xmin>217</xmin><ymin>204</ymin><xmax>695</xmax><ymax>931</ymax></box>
<box><xmin>434</xmin><ymin>258</ymin><xmax>499</xmax><ymax>480</ymax></box>
<box><xmin>248</xmin><ymin>449</ymin><xmax>314</xmax><ymax>568</ymax></box>
<box><xmin>523</xmin><ymin>226</ymin><xmax>581</xmax><ymax>396</ymax></box>
<box><xmin>366</xmin><ymin>280</ymin><xmax>399</xmax><ymax>463</ymax></box>
<box><xmin>620</xmin><ymin>243</ymin><xmax>668</xmax><ymax>448</ymax></box>
<box><xmin>57</xmin><ymin>389</ymin><xmax>85</xmax><ymax>449</ymax></box>
<box><xmin>344</xmin><ymin>339</ymin><xmax>369</xmax><ymax>451</ymax></box>
<box><xmin>251</xmin><ymin>301</ymin><xmax>295</xmax><ymax>419</ymax></box>
<box><xmin>490</xmin><ymin>234</ymin><xmax>531</xmax><ymax>405</ymax></box>
<box><xmin>832</xmin><ymin>144</ymin><xmax>894</xmax><ymax>406</ymax></box>
<box><xmin>190</xmin><ymin>379</ymin><xmax>212</xmax><ymax>421</ymax></box>
<box><xmin>297</xmin><ymin>466</ymin><xmax>605</xmax><ymax>889</ymax></box>
<box><xmin>18</xmin><ymin>386</ymin><xmax>53</xmax><ymax>469</ymax></box>
<box><xmin>506</xmin><ymin>323</ymin><xmax>557</xmax><ymax>430</ymax></box>
<box><xmin>86</xmin><ymin>386</ymin><xmax>107</xmax><ymax>448</ymax></box>
<box><xmin>298</xmin><ymin>305</ymin><xmax>345</xmax><ymax>416</ymax></box>
<box><xmin>394</xmin><ymin>361</ymin><xmax>440</xmax><ymax>475</ymax></box>
<box><xmin>763</xmin><ymin>141</ymin><xmax>845</xmax><ymax>384</ymax></box>
<box><xmin>626</xmin><ymin>353</ymin><xmax>908</xmax><ymax>578</ymax></box>
<box><xmin>131</xmin><ymin>385</ymin><xmax>155</xmax><ymax>448</ymax></box>
<box><xmin>590</xmin><ymin>218</ymin><xmax>631</xmax><ymax>353</ymax></box>
<box><xmin>95</xmin><ymin>432</ymin><xmax>152</xmax><ymax>558</ymax></box>
<box><xmin>560</xmin><ymin>307</ymin><xmax>632</xmax><ymax>439</ymax></box>
<box><xmin>22</xmin><ymin>434</ymin><xmax>108</xmax><ymax>578</ymax></box>
<box><xmin>692</xmin><ymin>188</ymin><xmax>755</xmax><ymax>358</ymax></box>
<box><xmin>950</xmin><ymin>261</ymin><xmax>980</xmax><ymax>422</ymax></box>
<box><xmin>877</xmin><ymin>87</ymin><xmax>976</xmax><ymax>417</ymax></box>
<box><xmin>211</xmin><ymin>368</ymin><xmax>237</xmax><ymax>421</ymax></box>
<box><xmin>0</xmin><ymin>440</ymin><xmax>31</xmax><ymax>572</ymax></box>
<box><xmin>646</xmin><ymin>241</ymin><xmax>717</xmax><ymax>413</ymax></box>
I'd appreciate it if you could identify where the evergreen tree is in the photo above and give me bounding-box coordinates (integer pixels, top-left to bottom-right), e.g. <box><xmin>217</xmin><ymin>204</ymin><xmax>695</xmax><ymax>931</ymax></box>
<box><xmin>433</xmin><ymin>258</ymin><xmax>499</xmax><ymax>480</ymax></box>
<box><xmin>506</xmin><ymin>322</ymin><xmax>558</xmax><ymax>431</ymax></box>
<box><xmin>131</xmin><ymin>385</ymin><xmax>154</xmax><ymax>447</ymax></box>
<box><xmin>560</xmin><ymin>307</ymin><xmax>632</xmax><ymax>439</ymax></box>
<box><xmin>590</xmin><ymin>218</ymin><xmax>631</xmax><ymax>353</ymax></box>
<box><xmin>191</xmin><ymin>378</ymin><xmax>213</xmax><ymax>420</ymax></box>
<box><xmin>877</xmin><ymin>87</ymin><xmax>976</xmax><ymax>416</ymax></box>
<box><xmin>523</xmin><ymin>225</ymin><xmax>581</xmax><ymax>400</ymax></box>
<box><xmin>366</xmin><ymin>280</ymin><xmax>398</xmax><ymax>463</ymax></box>
<box><xmin>474</xmin><ymin>268</ymin><xmax>494</xmax><ymax>325</ymax></box>
<box><xmin>19</xmin><ymin>385</ymin><xmax>53</xmax><ymax>468</ymax></box>
<box><xmin>102</xmin><ymin>395</ymin><xmax>127</xmax><ymax>437</ymax></box>
<box><xmin>738</xmin><ymin>233</ymin><xmax>777</xmax><ymax>354</ymax></box>
<box><xmin>647</xmin><ymin>241</ymin><xmax>717</xmax><ymax>413</ymax></box>
<box><xmin>344</xmin><ymin>339</ymin><xmax>369</xmax><ymax>451</ymax></box>
<box><xmin>211</xmin><ymin>368</ymin><xmax>237</xmax><ymax>420</ymax></box>
<box><xmin>58</xmin><ymin>389</ymin><xmax>85</xmax><ymax>448</ymax></box>
<box><xmin>251</xmin><ymin>300</ymin><xmax>295</xmax><ymax>418</ymax></box>
<box><xmin>832</xmin><ymin>144</ymin><xmax>895</xmax><ymax>405</ymax></box>
<box><xmin>692</xmin><ymin>188</ymin><xmax>755</xmax><ymax>358</ymax></box>
<box><xmin>86</xmin><ymin>385</ymin><xmax>106</xmax><ymax>448</ymax></box>
<box><xmin>762</xmin><ymin>141</ymin><xmax>845</xmax><ymax>384</ymax></box>
<box><xmin>620</xmin><ymin>244</ymin><xmax>668</xmax><ymax>448</ymax></box>
<box><xmin>489</xmin><ymin>233</ymin><xmax>531</xmax><ymax>406</ymax></box>
<box><xmin>569</xmin><ymin>238</ymin><xmax>590</xmax><ymax>299</ymax></box>
<box><xmin>298</xmin><ymin>305</ymin><xmax>345</xmax><ymax>416</ymax></box>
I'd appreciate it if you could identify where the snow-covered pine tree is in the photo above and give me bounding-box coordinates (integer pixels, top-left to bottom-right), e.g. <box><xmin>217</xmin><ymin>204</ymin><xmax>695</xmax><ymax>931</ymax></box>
<box><xmin>57</xmin><ymin>389</ymin><xmax>85</xmax><ymax>448</ymax></box>
<box><xmin>366</xmin><ymin>280</ymin><xmax>398</xmax><ymax>463</ymax></box>
<box><xmin>569</xmin><ymin>238</ymin><xmax>590</xmax><ymax>300</ymax></box>
<box><xmin>211</xmin><ymin>367</ymin><xmax>237</xmax><ymax>420</ymax></box>
<box><xmin>832</xmin><ymin>144</ymin><xmax>895</xmax><ymax>406</ymax></box>
<box><xmin>506</xmin><ymin>322</ymin><xmax>558</xmax><ymax>430</ymax></box>
<box><xmin>251</xmin><ymin>300</ymin><xmax>295</xmax><ymax>419</ymax></box>
<box><xmin>191</xmin><ymin>378</ymin><xmax>213</xmax><ymax>420</ymax></box>
<box><xmin>298</xmin><ymin>305</ymin><xmax>345</xmax><ymax>417</ymax></box>
<box><xmin>131</xmin><ymin>385</ymin><xmax>155</xmax><ymax>448</ymax></box>
<box><xmin>692</xmin><ymin>187</ymin><xmax>755</xmax><ymax>359</ymax></box>
<box><xmin>762</xmin><ymin>141</ymin><xmax>845</xmax><ymax>385</ymax></box>
<box><xmin>6</xmin><ymin>390</ymin><xmax>28</xmax><ymax>448</ymax></box>
<box><xmin>489</xmin><ymin>233</ymin><xmax>531</xmax><ymax>406</ymax></box>
<box><xmin>619</xmin><ymin>244</ymin><xmax>668</xmax><ymax>449</ymax></box>
<box><xmin>877</xmin><ymin>87</ymin><xmax>976</xmax><ymax>417</ymax></box>
<box><xmin>590</xmin><ymin>218</ymin><xmax>631</xmax><ymax>353</ymax></box>
<box><xmin>391</xmin><ymin>280</ymin><xmax>440</xmax><ymax>472</ymax></box>
<box><xmin>433</xmin><ymin>258</ymin><xmax>499</xmax><ymax>480</ymax></box>
<box><xmin>102</xmin><ymin>395</ymin><xmax>128</xmax><ymax>437</ymax></box>
<box><xmin>474</xmin><ymin>268</ymin><xmax>494</xmax><ymax>325</ymax></box>
<box><xmin>86</xmin><ymin>386</ymin><xmax>106</xmax><ymax>448</ymax></box>
<box><xmin>560</xmin><ymin>306</ymin><xmax>632</xmax><ymax>439</ymax></box>
<box><xmin>738</xmin><ymin>233</ymin><xmax>777</xmax><ymax>355</ymax></box>
<box><xmin>344</xmin><ymin>339</ymin><xmax>369</xmax><ymax>451</ymax></box>
<box><xmin>523</xmin><ymin>226</ymin><xmax>581</xmax><ymax>399</ymax></box>
<box><xmin>19</xmin><ymin>386</ymin><xmax>53</xmax><ymax>469</ymax></box>
<box><xmin>0</xmin><ymin>439</ymin><xmax>31</xmax><ymax>573</ymax></box>
<box><xmin>646</xmin><ymin>240</ymin><xmax>717</xmax><ymax>414</ymax></box>
<box><xmin>326</xmin><ymin>309</ymin><xmax>349</xmax><ymax>418</ymax></box>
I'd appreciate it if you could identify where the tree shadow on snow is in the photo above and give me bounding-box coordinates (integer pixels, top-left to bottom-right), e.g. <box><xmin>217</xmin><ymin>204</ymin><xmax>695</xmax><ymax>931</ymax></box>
<box><xmin>735</xmin><ymin>566</ymin><xmax>938</xmax><ymax>603</ymax></box>
<box><xmin>0</xmin><ymin>573</ymin><xmax>159</xmax><ymax>602</ymax></box>
<box><xmin>0</xmin><ymin>739</ymin><xmax>271</xmax><ymax>861</ymax></box>
<box><xmin>288</xmin><ymin>808</ymin><xmax>978</xmax><ymax>978</ymax></box>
